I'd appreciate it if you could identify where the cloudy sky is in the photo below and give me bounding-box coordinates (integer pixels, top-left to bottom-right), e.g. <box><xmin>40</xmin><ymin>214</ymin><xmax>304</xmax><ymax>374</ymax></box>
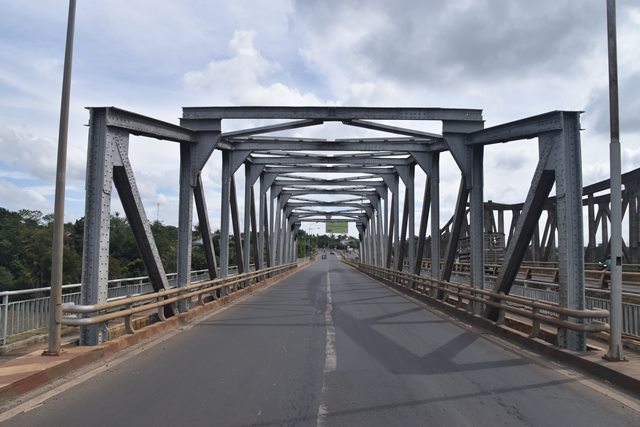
<box><xmin>1</xmin><ymin>0</ymin><xmax>639</xmax><ymax>238</ymax></box>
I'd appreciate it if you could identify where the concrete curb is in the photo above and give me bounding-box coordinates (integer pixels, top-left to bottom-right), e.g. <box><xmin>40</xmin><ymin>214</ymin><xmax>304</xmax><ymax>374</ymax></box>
<box><xmin>0</xmin><ymin>264</ymin><xmax>310</xmax><ymax>404</ymax></box>
<box><xmin>353</xmin><ymin>265</ymin><xmax>640</xmax><ymax>399</ymax></box>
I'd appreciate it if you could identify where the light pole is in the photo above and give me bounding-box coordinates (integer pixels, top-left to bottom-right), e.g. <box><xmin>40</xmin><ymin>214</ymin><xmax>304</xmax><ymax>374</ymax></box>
<box><xmin>605</xmin><ymin>0</ymin><xmax>624</xmax><ymax>361</ymax></box>
<box><xmin>44</xmin><ymin>0</ymin><xmax>76</xmax><ymax>356</ymax></box>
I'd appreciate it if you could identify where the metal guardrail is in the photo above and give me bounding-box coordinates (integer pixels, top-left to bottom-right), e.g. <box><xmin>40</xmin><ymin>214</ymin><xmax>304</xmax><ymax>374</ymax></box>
<box><xmin>346</xmin><ymin>260</ymin><xmax>610</xmax><ymax>340</ymax></box>
<box><xmin>0</xmin><ymin>264</ymin><xmax>256</xmax><ymax>345</ymax></box>
<box><xmin>509</xmin><ymin>284</ymin><xmax>640</xmax><ymax>338</ymax></box>
<box><xmin>61</xmin><ymin>264</ymin><xmax>298</xmax><ymax>339</ymax></box>
<box><xmin>414</xmin><ymin>260</ymin><xmax>640</xmax><ymax>289</ymax></box>
<box><xmin>443</xmin><ymin>268</ymin><xmax>640</xmax><ymax>338</ymax></box>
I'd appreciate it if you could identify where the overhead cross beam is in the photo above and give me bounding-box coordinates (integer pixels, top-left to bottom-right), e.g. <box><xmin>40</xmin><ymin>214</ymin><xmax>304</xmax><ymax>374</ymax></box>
<box><xmin>183</xmin><ymin>106</ymin><xmax>484</xmax><ymax>121</ymax></box>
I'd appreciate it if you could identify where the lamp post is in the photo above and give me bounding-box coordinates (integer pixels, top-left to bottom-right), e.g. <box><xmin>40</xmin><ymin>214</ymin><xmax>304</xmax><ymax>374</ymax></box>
<box><xmin>44</xmin><ymin>0</ymin><xmax>76</xmax><ymax>356</ymax></box>
<box><xmin>605</xmin><ymin>0</ymin><xmax>624</xmax><ymax>361</ymax></box>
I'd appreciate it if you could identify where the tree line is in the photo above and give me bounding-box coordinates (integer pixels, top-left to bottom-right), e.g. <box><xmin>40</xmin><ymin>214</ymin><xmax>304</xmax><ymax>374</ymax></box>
<box><xmin>0</xmin><ymin>207</ymin><xmax>349</xmax><ymax>292</ymax></box>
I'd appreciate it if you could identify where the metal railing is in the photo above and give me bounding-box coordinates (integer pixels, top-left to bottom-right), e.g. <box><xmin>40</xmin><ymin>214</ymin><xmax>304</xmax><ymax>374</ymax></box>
<box><xmin>413</xmin><ymin>259</ymin><xmax>640</xmax><ymax>289</ymax></box>
<box><xmin>61</xmin><ymin>263</ymin><xmax>298</xmax><ymax>341</ymax></box>
<box><xmin>442</xmin><ymin>268</ymin><xmax>640</xmax><ymax>338</ymax></box>
<box><xmin>0</xmin><ymin>264</ymin><xmax>256</xmax><ymax>345</ymax></box>
<box><xmin>508</xmin><ymin>284</ymin><xmax>640</xmax><ymax>338</ymax></box>
<box><xmin>346</xmin><ymin>260</ymin><xmax>610</xmax><ymax>341</ymax></box>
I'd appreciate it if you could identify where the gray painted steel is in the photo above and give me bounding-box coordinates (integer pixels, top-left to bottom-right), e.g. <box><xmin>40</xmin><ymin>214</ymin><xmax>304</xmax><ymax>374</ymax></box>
<box><xmin>183</xmin><ymin>105</ymin><xmax>483</xmax><ymax>121</ymax></box>
<box><xmin>76</xmin><ymin>104</ymin><xmax>591</xmax><ymax>352</ymax></box>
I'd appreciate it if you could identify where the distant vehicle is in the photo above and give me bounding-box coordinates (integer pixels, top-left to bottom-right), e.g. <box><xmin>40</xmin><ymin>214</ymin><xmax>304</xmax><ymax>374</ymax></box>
<box><xmin>330</xmin><ymin>251</ymin><xmax>335</xmax><ymax>255</ymax></box>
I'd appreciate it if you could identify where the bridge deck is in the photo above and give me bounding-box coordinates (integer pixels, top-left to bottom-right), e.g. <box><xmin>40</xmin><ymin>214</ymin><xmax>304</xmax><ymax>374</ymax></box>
<box><xmin>2</xmin><ymin>257</ymin><xmax>639</xmax><ymax>426</ymax></box>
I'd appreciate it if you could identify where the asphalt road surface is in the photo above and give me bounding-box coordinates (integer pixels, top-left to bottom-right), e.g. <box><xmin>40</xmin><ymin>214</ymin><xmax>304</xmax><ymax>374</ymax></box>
<box><xmin>3</xmin><ymin>256</ymin><xmax>639</xmax><ymax>426</ymax></box>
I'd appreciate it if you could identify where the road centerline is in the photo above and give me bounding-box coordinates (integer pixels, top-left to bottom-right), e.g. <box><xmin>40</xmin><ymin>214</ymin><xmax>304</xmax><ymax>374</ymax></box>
<box><xmin>317</xmin><ymin>264</ymin><xmax>337</xmax><ymax>427</ymax></box>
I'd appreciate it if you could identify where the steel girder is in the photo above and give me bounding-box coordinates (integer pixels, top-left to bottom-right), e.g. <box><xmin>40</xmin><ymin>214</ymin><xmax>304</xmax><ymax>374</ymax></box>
<box><xmin>79</xmin><ymin>104</ymin><xmax>591</xmax><ymax>353</ymax></box>
<box><xmin>183</xmin><ymin>106</ymin><xmax>483</xmax><ymax>121</ymax></box>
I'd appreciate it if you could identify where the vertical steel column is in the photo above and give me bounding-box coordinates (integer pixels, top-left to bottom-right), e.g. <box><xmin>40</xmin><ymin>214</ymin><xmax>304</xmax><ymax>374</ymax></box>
<box><xmin>600</xmin><ymin>203</ymin><xmax>609</xmax><ymax>254</ymax></box>
<box><xmin>220</xmin><ymin>151</ymin><xmax>231</xmax><ymax>277</ymax></box>
<box><xmin>376</xmin><ymin>201</ymin><xmax>385</xmax><ymax>267</ymax></box>
<box><xmin>408</xmin><ymin>165</ymin><xmax>416</xmax><ymax>274</ymax></box>
<box><xmin>397</xmin><ymin>188</ymin><xmax>410</xmax><ymax>271</ymax></box>
<box><xmin>177</xmin><ymin>142</ymin><xmax>193</xmax><ymax>312</ymax></box>
<box><xmin>587</xmin><ymin>194</ymin><xmax>597</xmax><ymax>262</ymax></box>
<box><xmin>283</xmin><ymin>218</ymin><xmax>290</xmax><ymax>264</ymax></box>
<box><xmin>357</xmin><ymin>223</ymin><xmax>365</xmax><ymax>261</ymax></box>
<box><xmin>243</xmin><ymin>165</ymin><xmax>252</xmax><ymax>273</ymax></box>
<box><xmin>393</xmin><ymin>176</ymin><xmax>400</xmax><ymax>267</ymax></box>
<box><xmin>364</xmin><ymin>218</ymin><xmax>373</xmax><ymax>265</ymax></box>
<box><xmin>273</xmin><ymin>196</ymin><xmax>282</xmax><ymax>265</ymax></box>
<box><xmin>79</xmin><ymin>109</ymin><xmax>112</xmax><ymax>345</ymax></box>
<box><xmin>415</xmin><ymin>176</ymin><xmax>431</xmax><ymax>275</ymax></box>
<box><xmin>383</xmin><ymin>189</ymin><xmax>389</xmax><ymax>262</ymax></box>
<box><xmin>430</xmin><ymin>152</ymin><xmax>441</xmax><ymax>295</ymax></box>
<box><xmin>282</xmin><ymin>209</ymin><xmax>289</xmax><ymax>265</ymax></box>
<box><xmin>367</xmin><ymin>219</ymin><xmax>376</xmax><ymax>265</ymax></box>
<box><xmin>385</xmin><ymin>193</ymin><xmax>395</xmax><ymax>268</ymax></box>
<box><xmin>359</xmin><ymin>226</ymin><xmax>366</xmax><ymax>263</ymax></box>
<box><xmin>230</xmin><ymin>176</ymin><xmax>244</xmax><ymax>274</ymax></box>
<box><xmin>362</xmin><ymin>221</ymin><xmax>368</xmax><ymax>264</ymax></box>
<box><xmin>362</xmin><ymin>219</ymin><xmax>369</xmax><ymax>264</ymax></box>
<box><xmin>250</xmin><ymin>187</ymin><xmax>260</xmax><ymax>270</ymax></box>
<box><xmin>371</xmin><ymin>210</ymin><xmax>379</xmax><ymax>266</ymax></box>
<box><xmin>259</xmin><ymin>175</ymin><xmax>266</xmax><ymax>267</ymax></box>
<box><xmin>469</xmin><ymin>146</ymin><xmax>485</xmax><ymax>304</ymax></box>
<box><xmin>553</xmin><ymin>113</ymin><xmax>586</xmax><ymax>351</ymax></box>
<box><xmin>272</xmin><ymin>194</ymin><xmax>279</xmax><ymax>266</ymax></box>
<box><xmin>292</xmin><ymin>236</ymin><xmax>297</xmax><ymax>262</ymax></box>
<box><xmin>292</xmin><ymin>226</ymin><xmax>298</xmax><ymax>262</ymax></box>
<box><xmin>283</xmin><ymin>220</ymin><xmax>289</xmax><ymax>264</ymax></box>
<box><xmin>263</xmin><ymin>193</ymin><xmax>272</xmax><ymax>267</ymax></box>
<box><xmin>279</xmin><ymin>207</ymin><xmax>287</xmax><ymax>265</ymax></box>
<box><xmin>629</xmin><ymin>187</ymin><xmax>639</xmax><ymax>264</ymax></box>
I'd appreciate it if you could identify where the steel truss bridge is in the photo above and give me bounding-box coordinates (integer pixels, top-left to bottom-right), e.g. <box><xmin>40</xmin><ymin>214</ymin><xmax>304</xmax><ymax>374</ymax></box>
<box><xmin>73</xmin><ymin>105</ymin><xmax>610</xmax><ymax>353</ymax></box>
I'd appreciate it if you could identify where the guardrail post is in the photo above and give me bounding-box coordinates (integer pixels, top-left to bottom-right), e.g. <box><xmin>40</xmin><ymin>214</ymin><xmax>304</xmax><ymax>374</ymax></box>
<box><xmin>157</xmin><ymin>299</ymin><xmax>167</xmax><ymax>321</ymax></box>
<box><xmin>599</xmin><ymin>272</ymin><xmax>607</xmax><ymax>289</ymax></box>
<box><xmin>529</xmin><ymin>307</ymin><xmax>540</xmax><ymax>338</ymax></box>
<box><xmin>467</xmin><ymin>289</ymin><xmax>474</xmax><ymax>314</ymax></box>
<box><xmin>497</xmin><ymin>292</ymin><xmax>506</xmax><ymax>325</ymax></box>
<box><xmin>1</xmin><ymin>294</ymin><xmax>8</xmax><ymax>345</ymax></box>
<box><xmin>124</xmin><ymin>303</ymin><xmax>135</xmax><ymax>334</ymax></box>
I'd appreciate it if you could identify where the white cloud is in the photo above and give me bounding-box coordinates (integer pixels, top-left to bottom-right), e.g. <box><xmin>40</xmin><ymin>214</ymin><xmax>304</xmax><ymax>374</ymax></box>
<box><xmin>183</xmin><ymin>30</ymin><xmax>328</xmax><ymax>106</ymax></box>
<box><xmin>0</xmin><ymin>0</ymin><xmax>639</xmax><ymax>241</ymax></box>
<box><xmin>0</xmin><ymin>180</ymin><xmax>49</xmax><ymax>213</ymax></box>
